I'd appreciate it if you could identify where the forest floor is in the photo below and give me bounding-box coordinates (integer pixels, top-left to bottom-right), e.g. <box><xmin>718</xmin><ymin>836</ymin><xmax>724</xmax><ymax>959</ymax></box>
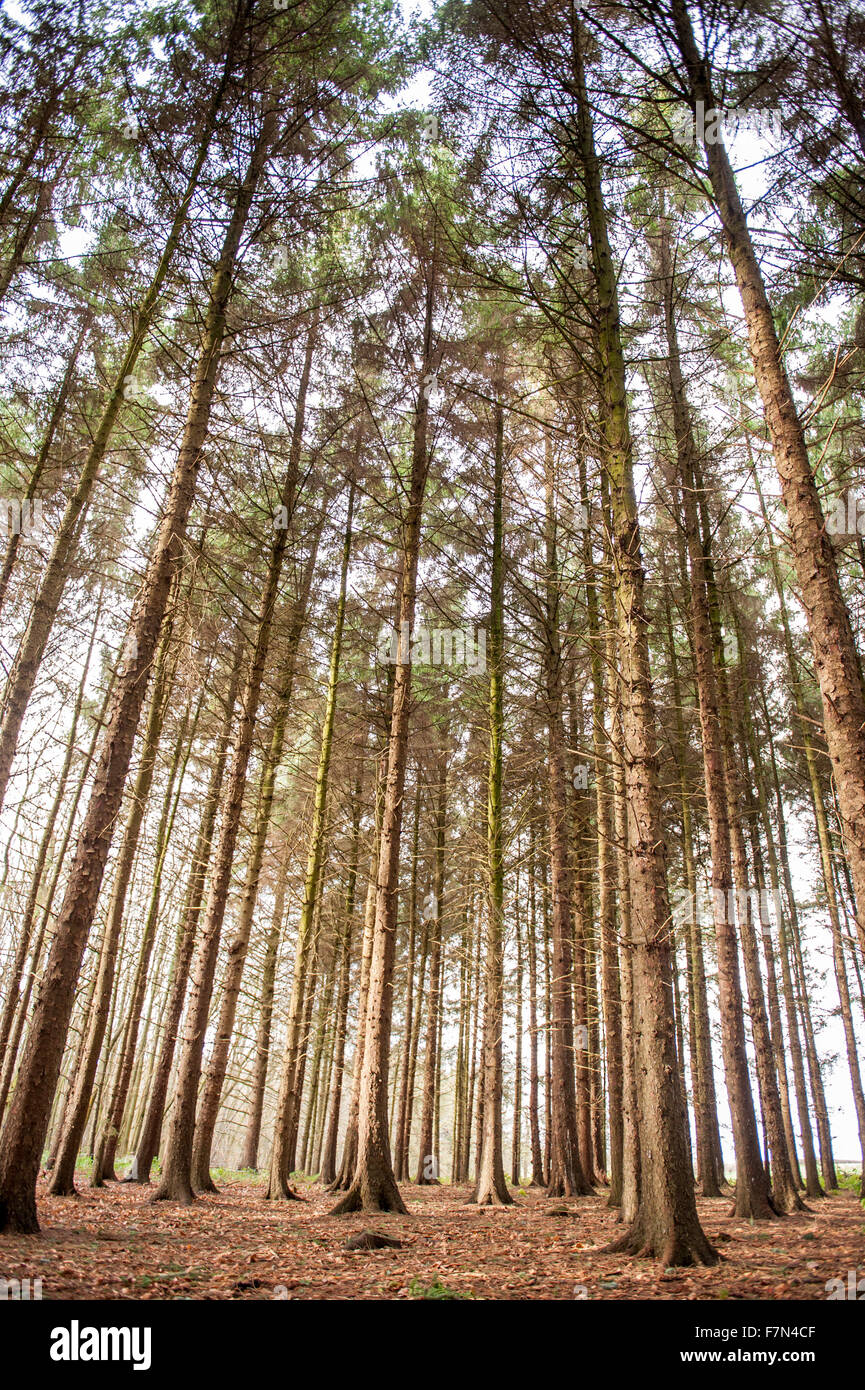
<box><xmin>1</xmin><ymin>1170</ymin><xmax>863</xmax><ymax>1300</ymax></box>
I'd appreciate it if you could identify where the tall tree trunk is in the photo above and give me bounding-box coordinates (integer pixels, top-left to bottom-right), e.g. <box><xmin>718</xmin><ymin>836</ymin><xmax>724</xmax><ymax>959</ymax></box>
<box><xmin>526</xmin><ymin>823</ymin><xmax>545</xmax><ymax>1186</ymax></box>
<box><xmin>286</xmin><ymin>881</ymin><xmax>326</xmax><ymax>1171</ymax></box>
<box><xmin>542</xmin><ymin>858</ymin><xmax>553</xmax><ymax>1187</ymax></box>
<box><xmin>190</xmin><ymin>511</ymin><xmax>324</xmax><ymax>1190</ymax></box>
<box><xmin>47</xmin><ymin>600</ymin><xmax>179</xmax><ymax>1194</ymax></box>
<box><xmin>512</xmin><ymin>896</ymin><xmax>523</xmax><ymax>1189</ymax></box>
<box><xmin>0</xmin><ymin>665</ymin><xmax>116</xmax><ymax>1120</ymax></box>
<box><xmin>92</xmin><ymin>696</ymin><xmax>194</xmax><ymax>1185</ymax></box>
<box><xmin>329</xmin><ymin>252</ymin><xmax>437</xmax><ymax>1215</ymax></box>
<box><xmin>416</xmin><ymin>752</ymin><xmax>447</xmax><ymax>1186</ymax></box>
<box><xmin>671</xmin><ymin>0</ymin><xmax>865</xmax><ymax>952</ymax></box>
<box><xmin>300</xmin><ymin>957</ymin><xmax>336</xmax><ymax>1172</ymax></box>
<box><xmin>0</xmin><ymin>114</ymin><xmax>274</xmax><ymax>1233</ymax></box>
<box><xmin>786</xmin><ymin>896</ymin><xmax>837</xmax><ymax>1189</ymax></box>
<box><xmin>265</xmin><ymin>481</ymin><xmax>355</xmax><ymax>1199</ymax></box>
<box><xmin>154</xmin><ymin>302</ymin><xmax>315</xmax><ymax>1206</ymax></box>
<box><xmin>573</xmin><ymin>26</ymin><xmax>714</xmax><ymax>1261</ymax></box>
<box><xmin>465</xmin><ymin>893</ymin><xmax>483</xmax><ymax>1184</ymax></box>
<box><xmin>664</xmin><ymin>595</ymin><xmax>724</xmax><ymax>1197</ymax></box>
<box><xmin>0</xmin><ymin>1</ymin><xmax>250</xmax><ymax>817</ymax></box>
<box><xmin>0</xmin><ymin>586</ymin><xmax>102</xmax><ymax>1085</ymax></box>
<box><xmin>401</xmin><ymin>830</ymin><xmax>429</xmax><ymax>1182</ymax></box>
<box><xmin>452</xmin><ymin>898</ymin><xmax>467</xmax><ymax>1184</ymax></box>
<box><xmin>660</xmin><ymin>223</ymin><xmax>776</xmax><ymax>1220</ymax></box>
<box><xmin>695</xmin><ymin>454</ymin><xmax>804</xmax><ymax>1213</ymax></box>
<box><xmin>394</xmin><ymin>778</ymin><xmax>421</xmax><ymax>1182</ymax></box>
<box><xmin>328</xmin><ymin>750</ymin><xmax>385</xmax><ymax>1191</ymax></box>
<box><xmin>131</xmin><ymin>633</ymin><xmax>244</xmax><ymax>1183</ymax></box>
<box><xmin>319</xmin><ymin>765</ymin><xmax>364</xmax><ymax>1186</ymax></box>
<box><xmin>542</xmin><ymin>442</ymin><xmax>590</xmax><ymax>1200</ymax></box>
<box><xmin>608</xmin><ymin>579</ymin><xmax>641</xmax><ymax>1225</ymax></box>
<box><xmin>737</xmin><ymin>676</ymin><xmax>822</xmax><ymax>1197</ymax></box>
<box><xmin>749</xmin><ymin>456</ymin><xmax>842</xmax><ymax>1193</ymax></box>
<box><xmin>473</xmin><ymin>392</ymin><xmax>512</xmax><ymax>1205</ymax></box>
<box><xmin>239</xmin><ymin>854</ymin><xmax>286</xmax><ymax>1174</ymax></box>
<box><xmin>826</xmin><ymin>893</ymin><xmax>865</xmax><ymax>1194</ymax></box>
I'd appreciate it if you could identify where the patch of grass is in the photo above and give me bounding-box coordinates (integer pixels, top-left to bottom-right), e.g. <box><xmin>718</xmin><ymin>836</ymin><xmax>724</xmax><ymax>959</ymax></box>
<box><xmin>835</xmin><ymin>1168</ymin><xmax>863</xmax><ymax>1197</ymax></box>
<box><xmin>408</xmin><ymin>1275</ymin><xmax>475</xmax><ymax>1301</ymax></box>
<box><xmin>289</xmin><ymin>1170</ymin><xmax>319</xmax><ymax>1186</ymax></box>
<box><xmin>211</xmin><ymin>1166</ymin><xmax>266</xmax><ymax>1184</ymax></box>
